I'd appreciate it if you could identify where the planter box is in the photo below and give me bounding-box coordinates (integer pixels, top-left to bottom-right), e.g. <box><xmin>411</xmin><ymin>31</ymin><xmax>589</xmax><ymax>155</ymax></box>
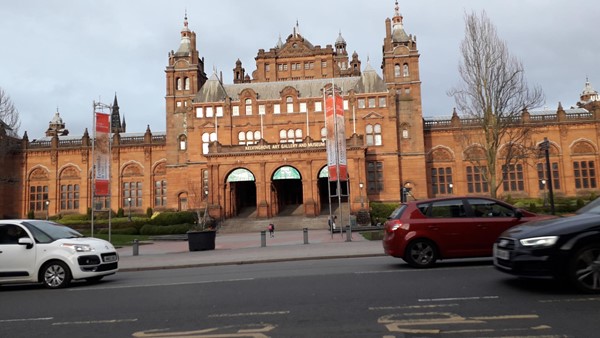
<box><xmin>187</xmin><ymin>231</ymin><xmax>216</xmax><ymax>251</ymax></box>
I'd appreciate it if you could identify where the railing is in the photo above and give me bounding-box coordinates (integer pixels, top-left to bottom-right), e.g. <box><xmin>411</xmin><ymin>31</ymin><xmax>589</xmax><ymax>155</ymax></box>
<box><xmin>424</xmin><ymin>112</ymin><xmax>596</xmax><ymax>130</ymax></box>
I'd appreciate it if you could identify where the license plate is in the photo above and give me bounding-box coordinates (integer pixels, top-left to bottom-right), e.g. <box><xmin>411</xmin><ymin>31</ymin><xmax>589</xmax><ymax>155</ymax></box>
<box><xmin>104</xmin><ymin>254</ymin><xmax>118</xmax><ymax>263</ymax></box>
<box><xmin>494</xmin><ymin>245</ymin><xmax>510</xmax><ymax>260</ymax></box>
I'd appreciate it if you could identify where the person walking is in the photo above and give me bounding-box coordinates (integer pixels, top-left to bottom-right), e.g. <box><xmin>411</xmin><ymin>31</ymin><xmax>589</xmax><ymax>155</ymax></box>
<box><xmin>268</xmin><ymin>223</ymin><xmax>275</xmax><ymax>238</ymax></box>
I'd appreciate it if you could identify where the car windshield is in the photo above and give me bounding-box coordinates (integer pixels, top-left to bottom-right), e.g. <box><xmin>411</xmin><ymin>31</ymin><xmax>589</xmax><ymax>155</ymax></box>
<box><xmin>576</xmin><ymin>197</ymin><xmax>600</xmax><ymax>215</ymax></box>
<box><xmin>389</xmin><ymin>204</ymin><xmax>407</xmax><ymax>220</ymax></box>
<box><xmin>22</xmin><ymin>220</ymin><xmax>84</xmax><ymax>243</ymax></box>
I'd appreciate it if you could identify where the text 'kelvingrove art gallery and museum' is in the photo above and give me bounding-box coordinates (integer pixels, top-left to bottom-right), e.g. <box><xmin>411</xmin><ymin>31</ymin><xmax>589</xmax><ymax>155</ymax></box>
<box><xmin>1</xmin><ymin>2</ymin><xmax>600</xmax><ymax>222</ymax></box>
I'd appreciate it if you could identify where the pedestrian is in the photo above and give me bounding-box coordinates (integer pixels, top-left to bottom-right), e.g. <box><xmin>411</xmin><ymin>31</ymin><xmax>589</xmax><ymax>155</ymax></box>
<box><xmin>268</xmin><ymin>223</ymin><xmax>275</xmax><ymax>237</ymax></box>
<box><xmin>328</xmin><ymin>216</ymin><xmax>337</xmax><ymax>233</ymax></box>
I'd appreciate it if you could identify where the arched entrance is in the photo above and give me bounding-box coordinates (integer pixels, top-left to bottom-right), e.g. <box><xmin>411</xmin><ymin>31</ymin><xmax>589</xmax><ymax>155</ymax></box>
<box><xmin>226</xmin><ymin>168</ymin><xmax>257</xmax><ymax>217</ymax></box>
<box><xmin>317</xmin><ymin>166</ymin><xmax>349</xmax><ymax>213</ymax></box>
<box><xmin>271</xmin><ymin>166</ymin><xmax>303</xmax><ymax>216</ymax></box>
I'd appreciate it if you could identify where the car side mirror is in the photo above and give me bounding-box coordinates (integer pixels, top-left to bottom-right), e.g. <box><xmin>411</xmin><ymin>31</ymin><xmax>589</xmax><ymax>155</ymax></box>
<box><xmin>18</xmin><ymin>237</ymin><xmax>33</xmax><ymax>249</ymax></box>
<box><xmin>514</xmin><ymin>209</ymin><xmax>523</xmax><ymax>220</ymax></box>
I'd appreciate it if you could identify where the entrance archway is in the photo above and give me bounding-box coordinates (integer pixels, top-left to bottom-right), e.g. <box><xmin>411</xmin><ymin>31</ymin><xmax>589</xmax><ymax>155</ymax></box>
<box><xmin>317</xmin><ymin>166</ymin><xmax>349</xmax><ymax>213</ymax></box>
<box><xmin>272</xmin><ymin>166</ymin><xmax>303</xmax><ymax>216</ymax></box>
<box><xmin>226</xmin><ymin>168</ymin><xmax>257</xmax><ymax>217</ymax></box>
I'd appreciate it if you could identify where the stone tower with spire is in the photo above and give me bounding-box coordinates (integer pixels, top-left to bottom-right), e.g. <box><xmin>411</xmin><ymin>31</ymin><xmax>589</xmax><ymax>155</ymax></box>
<box><xmin>165</xmin><ymin>13</ymin><xmax>208</xmax><ymax>165</ymax></box>
<box><xmin>381</xmin><ymin>0</ymin><xmax>427</xmax><ymax>193</ymax></box>
<box><xmin>45</xmin><ymin>109</ymin><xmax>69</xmax><ymax>137</ymax></box>
<box><xmin>110</xmin><ymin>94</ymin><xmax>126</xmax><ymax>133</ymax></box>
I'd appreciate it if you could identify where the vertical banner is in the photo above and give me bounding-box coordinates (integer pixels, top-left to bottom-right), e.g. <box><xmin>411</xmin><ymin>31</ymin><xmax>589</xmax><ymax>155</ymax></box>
<box><xmin>94</xmin><ymin>112</ymin><xmax>110</xmax><ymax>196</ymax></box>
<box><xmin>326</xmin><ymin>91</ymin><xmax>347</xmax><ymax>181</ymax></box>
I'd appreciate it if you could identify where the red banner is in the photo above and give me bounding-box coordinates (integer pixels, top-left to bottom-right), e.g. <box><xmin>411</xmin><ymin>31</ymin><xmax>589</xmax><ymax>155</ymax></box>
<box><xmin>94</xmin><ymin>112</ymin><xmax>110</xmax><ymax>196</ymax></box>
<box><xmin>325</xmin><ymin>93</ymin><xmax>347</xmax><ymax>182</ymax></box>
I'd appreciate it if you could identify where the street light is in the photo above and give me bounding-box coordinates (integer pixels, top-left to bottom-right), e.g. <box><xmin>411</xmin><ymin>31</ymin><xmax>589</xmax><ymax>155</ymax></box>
<box><xmin>127</xmin><ymin>197</ymin><xmax>132</xmax><ymax>221</ymax></box>
<box><xmin>359</xmin><ymin>182</ymin><xmax>364</xmax><ymax>208</ymax></box>
<box><xmin>541</xmin><ymin>179</ymin><xmax>547</xmax><ymax>207</ymax></box>
<box><xmin>45</xmin><ymin>200</ymin><xmax>50</xmax><ymax>220</ymax></box>
<box><xmin>448</xmin><ymin>183</ymin><xmax>453</xmax><ymax>194</ymax></box>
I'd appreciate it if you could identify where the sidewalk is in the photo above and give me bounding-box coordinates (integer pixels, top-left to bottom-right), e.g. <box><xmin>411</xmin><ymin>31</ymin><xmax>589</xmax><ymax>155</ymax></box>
<box><xmin>117</xmin><ymin>229</ymin><xmax>385</xmax><ymax>271</ymax></box>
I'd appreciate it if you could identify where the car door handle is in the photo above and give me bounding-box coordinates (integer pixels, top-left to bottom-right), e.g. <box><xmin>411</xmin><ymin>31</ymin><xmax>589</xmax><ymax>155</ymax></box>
<box><xmin>427</xmin><ymin>225</ymin><xmax>440</xmax><ymax>230</ymax></box>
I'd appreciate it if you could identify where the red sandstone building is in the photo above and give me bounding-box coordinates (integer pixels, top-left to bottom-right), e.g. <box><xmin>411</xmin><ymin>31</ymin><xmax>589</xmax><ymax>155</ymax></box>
<box><xmin>1</xmin><ymin>3</ymin><xmax>600</xmax><ymax>220</ymax></box>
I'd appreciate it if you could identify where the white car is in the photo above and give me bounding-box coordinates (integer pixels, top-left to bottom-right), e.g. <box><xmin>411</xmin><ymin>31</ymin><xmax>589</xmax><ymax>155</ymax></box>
<box><xmin>0</xmin><ymin>219</ymin><xmax>118</xmax><ymax>288</ymax></box>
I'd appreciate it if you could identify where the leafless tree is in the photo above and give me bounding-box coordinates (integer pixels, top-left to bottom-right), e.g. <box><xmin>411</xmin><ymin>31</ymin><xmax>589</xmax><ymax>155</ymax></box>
<box><xmin>0</xmin><ymin>87</ymin><xmax>20</xmax><ymax>137</ymax></box>
<box><xmin>448</xmin><ymin>11</ymin><xmax>544</xmax><ymax>198</ymax></box>
<box><xmin>187</xmin><ymin>180</ymin><xmax>209</xmax><ymax>230</ymax></box>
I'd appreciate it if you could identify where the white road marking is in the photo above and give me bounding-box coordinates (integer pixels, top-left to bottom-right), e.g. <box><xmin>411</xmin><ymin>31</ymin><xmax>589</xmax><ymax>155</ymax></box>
<box><xmin>369</xmin><ymin>304</ymin><xmax>459</xmax><ymax>311</ymax></box>
<box><xmin>208</xmin><ymin>311</ymin><xmax>290</xmax><ymax>318</ymax></box>
<box><xmin>0</xmin><ymin>317</ymin><xmax>53</xmax><ymax>323</ymax></box>
<box><xmin>52</xmin><ymin>319</ymin><xmax>138</xmax><ymax>326</ymax></box>
<box><xmin>68</xmin><ymin>278</ymin><xmax>254</xmax><ymax>291</ymax></box>
<box><xmin>356</xmin><ymin>265</ymin><xmax>487</xmax><ymax>274</ymax></box>
<box><xmin>418</xmin><ymin>296</ymin><xmax>499</xmax><ymax>302</ymax></box>
<box><xmin>540</xmin><ymin>297</ymin><xmax>600</xmax><ymax>303</ymax></box>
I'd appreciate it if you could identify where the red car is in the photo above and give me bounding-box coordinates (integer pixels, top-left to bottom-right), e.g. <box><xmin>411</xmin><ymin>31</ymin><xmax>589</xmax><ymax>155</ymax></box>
<box><xmin>383</xmin><ymin>197</ymin><xmax>553</xmax><ymax>268</ymax></box>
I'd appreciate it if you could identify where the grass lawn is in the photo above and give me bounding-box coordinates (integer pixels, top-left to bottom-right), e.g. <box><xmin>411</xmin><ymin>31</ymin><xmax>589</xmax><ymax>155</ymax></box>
<box><xmin>80</xmin><ymin>232</ymin><xmax>150</xmax><ymax>247</ymax></box>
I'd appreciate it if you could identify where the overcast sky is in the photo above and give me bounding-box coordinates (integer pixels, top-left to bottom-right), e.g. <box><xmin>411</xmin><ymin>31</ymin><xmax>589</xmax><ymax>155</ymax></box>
<box><xmin>2</xmin><ymin>0</ymin><xmax>598</xmax><ymax>138</ymax></box>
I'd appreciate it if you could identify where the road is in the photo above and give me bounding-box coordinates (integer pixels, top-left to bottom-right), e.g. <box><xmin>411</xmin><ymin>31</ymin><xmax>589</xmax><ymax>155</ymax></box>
<box><xmin>1</xmin><ymin>256</ymin><xmax>599</xmax><ymax>337</ymax></box>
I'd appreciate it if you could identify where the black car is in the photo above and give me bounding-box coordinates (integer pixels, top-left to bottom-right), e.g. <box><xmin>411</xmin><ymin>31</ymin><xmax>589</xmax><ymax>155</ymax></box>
<box><xmin>494</xmin><ymin>198</ymin><xmax>600</xmax><ymax>293</ymax></box>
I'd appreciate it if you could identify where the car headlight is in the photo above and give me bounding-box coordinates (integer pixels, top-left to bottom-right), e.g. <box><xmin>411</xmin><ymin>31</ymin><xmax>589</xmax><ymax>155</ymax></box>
<box><xmin>61</xmin><ymin>243</ymin><xmax>94</xmax><ymax>252</ymax></box>
<box><xmin>519</xmin><ymin>236</ymin><xmax>558</xmax><ymax>247</ymax></box>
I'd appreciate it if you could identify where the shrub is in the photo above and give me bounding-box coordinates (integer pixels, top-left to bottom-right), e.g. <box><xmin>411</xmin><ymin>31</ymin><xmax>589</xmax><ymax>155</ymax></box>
<box><xmin>117</xmin><ymin>208</ymin><xmax>124</xmax><ymax>218</ymax></box>
<box><xmin>369</xmin><ymin>202</ymin><xmax>399</xmax><ymax>225</ymax></box>
<box><xmin>60</xmin><ymin>213</ymin><xmax>89</xmax><ymax>222</ymax></box>
<box><xmin>98</xmin><ymin>227</ymin><xmax>139</xmax><ymax>235</ymax></box>
<box><xmin>149</xmin><ymin>211</ymin><xmax>196</xmax><ymax>226</ymax></box>
<box><xmin>146</xmin><ymin>207</ymin><xmax>153</xmax><ymax>218</ymax></box>
<box><xmin>27</xmin><ymin>210</ymin><xmax>35</xmax><ymax>219</ymax></box>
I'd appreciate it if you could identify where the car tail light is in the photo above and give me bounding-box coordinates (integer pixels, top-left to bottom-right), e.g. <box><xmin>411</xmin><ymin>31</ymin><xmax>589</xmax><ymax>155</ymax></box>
<box><xmin>391</xmin><ymin>223</ymin><xmax>410</xmax><ymax>231</ymax></box>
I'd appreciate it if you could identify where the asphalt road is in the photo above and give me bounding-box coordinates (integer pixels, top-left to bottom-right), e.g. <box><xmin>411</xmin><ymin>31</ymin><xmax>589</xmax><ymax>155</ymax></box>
<box><xmin>1</xmin><ymin>256</ymin><xmax>599</xmax><ymax>337</ymax></box>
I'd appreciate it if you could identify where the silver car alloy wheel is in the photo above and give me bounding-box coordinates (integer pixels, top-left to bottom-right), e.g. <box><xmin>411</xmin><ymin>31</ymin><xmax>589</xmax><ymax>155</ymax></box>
<box><xmin>44</xmin><ymin>263</ymin><xmax>67</xmax><ymax>288</ymax></box>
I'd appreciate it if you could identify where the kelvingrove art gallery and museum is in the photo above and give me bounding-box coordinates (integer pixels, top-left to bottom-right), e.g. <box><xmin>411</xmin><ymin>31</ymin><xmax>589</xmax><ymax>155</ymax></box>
<box><xmin>1</xmin><ymin>3</ymin><xmax>600</xmax><ymax>221</ymax></box>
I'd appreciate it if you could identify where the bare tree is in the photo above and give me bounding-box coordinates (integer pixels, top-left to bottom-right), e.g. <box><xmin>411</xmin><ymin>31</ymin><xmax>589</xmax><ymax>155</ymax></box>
<box><xmin>187</xmin><ymin>180</ymin><xmax>210</xmax><ymax>230</ymax></box>
<box><xmin>448</xmin><ymin>11</ymin><xmax>544</xmax><ymax>198</ymax></box>
<box><xmin>0</xmin><ymin>87</ymin><xmax>20</xmax><ymax>137</ymax></box>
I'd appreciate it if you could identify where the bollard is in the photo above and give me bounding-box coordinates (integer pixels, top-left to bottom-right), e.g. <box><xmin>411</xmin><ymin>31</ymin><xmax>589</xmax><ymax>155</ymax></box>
<box><xmin>345</xmin><ymin>226</ymin><xmax>352</xmax><ymax>242</ymax></box>
<box><xmin>133</xmin><ymin>239</ymin><xmax>139</xmax><ymax>256</ymax></box>
<box><xmin>303</xmin><ymin>228</ymin><xmax>309</xmax><ymax>244</ymax></box>
<box><xmin>260</xmin><ymin>230</ymin><xmax>267</xmax><ymax>247</ymax></box>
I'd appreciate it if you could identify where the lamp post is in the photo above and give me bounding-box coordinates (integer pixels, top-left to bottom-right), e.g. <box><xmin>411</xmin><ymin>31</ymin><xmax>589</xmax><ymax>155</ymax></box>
<box><xmin>541</xmin><ymin>179</ymin><xmax>547</xmax><ymax>207</ymax></box>
<box><xmin>448</xmin><ymin>183</ymin><xmax>453</xmax><ymax>195</ymax></box>
<box><xmin>45</xmin><ymin>200</ymin><xmax>50</xmax><ymax>220</ymax></box>
<box><xmin>359</xmin><ymin>182</ymin><xmax>364</xmax><ymax>208</ymax></box>
<box><xmin>127</xmin><ymin>197</ymin><xmax>132</xmax><ymax>221</ymax></box>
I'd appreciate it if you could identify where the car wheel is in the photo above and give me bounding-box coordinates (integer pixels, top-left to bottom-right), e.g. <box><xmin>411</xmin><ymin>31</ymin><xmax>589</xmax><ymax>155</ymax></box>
<box><xmin>41</xmin><ymin>261</ymin><xmax>71</xmax><ymax>289</ymax></box>
<box><xmin>568</xmin><ymin>244</ymin><xmax>600</xmax><ymax>293</ymax></box>
<box><xmin>404</xmin><ymin>239</ymin><xmax>438</xmax><ymax>268</ymax></box>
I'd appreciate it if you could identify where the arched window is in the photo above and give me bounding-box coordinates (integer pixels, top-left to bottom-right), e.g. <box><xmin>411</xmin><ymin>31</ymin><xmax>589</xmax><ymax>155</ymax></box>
<box><xmin>179</xmin><ymin>135</ymin><xmax>187</xmax><ymax>150</ymax></box>
<box><xmin>254</xmin><ymin>131</ymin><xmax>261</xmax><ymax>141</ymax></box>
<box><xmin>366</xmin><ymin>124</ymin><xmax>382</xmax><ymax>146</ymax></box>
<box><xmin>246</xmin><ymin>131</ymin><xmax>254</xmax><ymax>144</ymax></box>
<box><xmin>286</xmin><ymin>96</ymin><xmax>294</xmax><ymax>113</ymax></box>
<box><xmin>402</xmin><ymin>128</ymin><xmax>409</xmax><ymax>139</ymax></box>
<box><xmin>320</xmin><ymin>127</ymin><xmax>327</xmax><ymax>141</ymax></box>
<box><xmin>279</xmin><ymin>130</ymin><xmax>287</xmax><ymax>143</ymax></box>
<box><xmin>176</xmin><ymin>77</ymin><xmax>182</xmax><ymax>90</ymax></box>
<box><xmin>295</xmin><ymin>129</ymin><xmax>303</xmax><ymax>142</ymax></box>
<box><xmin>202</xmin><ymin>132</ymin><xmax>216</xmax><ymax>154</ymax></box>
<box><xmin>238</xmin><ymin>131</ymin><xmax>246</xmax><ymax>145</ymax></box>
<box><xmin>245</xmin><ymin>98</ymin><xmax>253</xmax><ymax>115</ymax></box>
<box><xmin>184</xmin><ymin>77</ymin><xmax>190</xmax><ymax>90</ymax></box>
<box><xmin>403</xmin><ymin>63</ymin><xmax>409</xmax><ymax>77</ymax></box>
<box><xmin>394</xmin><ymin>64</ymin><xmax>401</xmax><ymax>77</ymax></box>
<box><xmin>287</xmin><ymin>129</ymin><xmax>295</xmax><ymax>142</ymax></box>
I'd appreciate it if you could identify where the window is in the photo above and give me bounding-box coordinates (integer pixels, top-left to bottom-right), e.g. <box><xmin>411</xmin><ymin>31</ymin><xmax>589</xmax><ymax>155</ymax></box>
<box><xmin>286</xmin><ymin>97</ymin><xmax>294</xmax><ymax>113</ymax></box>
<box><xmin>123</xmin><ymin>181</ymin><xmax>142</xmax><ymax>207</ymax></box>
<box><xmin>502</xmin><ymin>164</ymin><xmax>525</xmax><ymax>192</ymax></box>
<box><xmin>238</xmin><ymin>131</ymin><xmax>246</xmax><ymax>145</ymax></box>
<box><xmin>394</xmin><ymin>64</ymin><xmax>401</xmax><ymax>77</ymax></box>
<box><xmin>367</xmin><ymin>161</ymin><xmax>384</xmax><ymax>193</ymax></box>
<box><xmin>254</xmin><ymin>131</ymin><xmax>261</xmax><ymax>141</ymax></box>
<box><xmin>321</xmin><ymin>61</ymin><xmax>327</xmax><ymax>68</ymax></box>
<box><xmin>299</xmin><ymin>102</ymin><xmax>307</xmax><ymax>113</ymax></box>
<box><xmin>60</xmin><ymin>184</ymin><xmax>80</xmax><ymax>210</ymax></box>
<box><xmin>431</xmin><ymin>168</ymin><xmax>453</xmax><ymax>195</ymax></box>
<box><xmin>315</xmin><ymin>101</ymin><xmax>322</xmax><ymax>112</ymax></box>
<box><xmin>216</xmin><ymin>106</ymin><xmax>223</xmax><ymax>117</ymax></box>
<box><xmin>343</xmin><ymin>100</ymin><xmax>349</xmax><ymax>110</ymax></box>
<box><xmin>206</xmin><ymin>106</ymin><xmax>214</xmax><ymax>118</ymax></box>
<box><xmin>202</xmin><ymin>170</ymin><xmax>209</xmax><ymax>199</ymax></box>
<box><xmin>537</xmin><ymin>162</ymin><xmax>560</xmax><ymax>190</ymax></box>
<box><xmin>320</xmin><ymin>127</ymin><xmax>327</xmax><ymax>141</ymax></box>
<box><xmin>273</xmin><ymin>104</ymin><xmax>280</xmax><ymax>114</ymax></box>
<box><xmin>245</xmin><ymin>98</ymin><xmax>253</xmax><ymax>115</ymax></box>
<box><xmin>368</xmin><ymin>98</ymin><xmax>376</xmax><ymax>108</ymax></box>
<box><xmin>278</xmin><ymin>64</ymin><xmax>283</xmax><ymax>71</ymax></box>
<box><xmin>466</xmin><ymin>166</ymin><xmax>488</xmax><ymax>193</ymax></box>
<box><xmin>402</xmin><ymin>128</ymin><xmax>409</xmax><ymax>139</ymax></box>
<box><xmin>379</xmin><ymin>97</ymin><xmax>387</xmax><ymax>107</ymax></box>
<box><xmin>574</xmin><ymin>160</ymin><xmax>597</xmax><ymax>189</ymax></box>
<box><xmin>405</xmin><ymin>88</ymin><xmax>411</xmax><ymax>94</ymax></box>
<box><xmin>304</xmin><ymin>62</ymin><xmax>310</xmax><ymax>70</ymax></box>
<box><xmin>202</xmin><ymin>132</ymin><xmax>216</xmax><ymax>154</ymax></box>
<box><xmin>429</xmin><ymin>199</ymin><xmax>466</xmax><ymax>218</ymax></box>
<box><xmin>154</xmin><ymin>180</ymin><xmax>167</xmax><ymax>207</ymax></box>
<box><xmin>259</xmin><ymin>104</ymin><xmax>266</xmax><ymax>115</ymax></box>
<box><xmin>196</xmin><ymin>107</ymin><xmax>203</xmax><ymax>118</ymax></box>
<box><xmin>357</xmin><ymin>99</ymin><xmax>366</xmax><ymax>109</ymax></box>
<box><xmin>469</xmin><ymin>198</ymin><xmax>515</xmax><ymax>218</ymax></box>
<box><xmin>176</xmin><ymin>101</ymin><xmax>182</xmax><ymax>107</ymax></box>
<box><xmin>184</xmin><ymin>77</ymin><xmax>190</xmax><ymax>90</ymax></box>
<box><xmin>232</xmin><ymin>106</ymin><xmax>239</xmax><ymax>116</ymax></box>
<box><xmin>366</xmin><ymin>124</ymin><xmax>382</xmax><ymax>146</ymax></box>
<box><xmin>279</xmin><ymin>129</ymin><xmax>302</xmax><ymax>143</ymax></box>
<box><xmin>179</xmin><ymin>135</ymin><xmax>187</xmax><ymax>150</ymax></box>
<box><xmin>265</xmin><ymin>64</ymin><xmax>270</xmax><ymax>72</ymax></box>
<box><xmin>403</xmin><ymin>63</ymin><xmax>409</xmax><ymax>77</ymax></box>
<box><xmin>29</xmin><ymin>185</ymin><xmax>49</xmax><ymax>211</ymax></box>
<box><xmin>176</xmin><ymin>77</ymin><xmax>182</xmax><ymax>90</ymax></box>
